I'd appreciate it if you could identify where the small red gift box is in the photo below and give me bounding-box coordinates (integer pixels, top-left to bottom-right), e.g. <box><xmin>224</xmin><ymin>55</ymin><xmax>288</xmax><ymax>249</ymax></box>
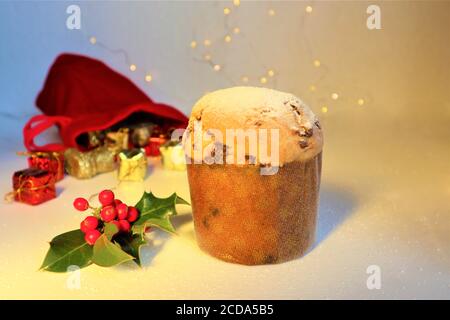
<box><xmin>12</xmin><ymin>168</ymin><xmax>56</xmax><ymax>205</ymax></box>
<box><xmin>144</xmin><ymin>136</ymin><xmax>167</xmax><ymax>157</ymax></box>
<box><xmin>27</xmin><ymin>152</ymin><xmax>64</xmax><ymax>181</ymax></box>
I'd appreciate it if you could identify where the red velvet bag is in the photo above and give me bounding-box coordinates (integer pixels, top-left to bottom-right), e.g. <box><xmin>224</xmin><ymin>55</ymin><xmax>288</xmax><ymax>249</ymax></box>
<box><xmin>23</xmin><ymin>53</ymin><xmax>188</xmax><ymax>152</ymax></box>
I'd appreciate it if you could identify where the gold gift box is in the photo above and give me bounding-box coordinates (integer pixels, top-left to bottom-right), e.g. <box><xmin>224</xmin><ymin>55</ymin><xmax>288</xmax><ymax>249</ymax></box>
<box><xmin>106</xmin><ymin>128</ymin><xmax>129</xmax><ymax>154</ymax></box>
<box><xmin>118</xmin><ymin>149</ymin><xmax>147</xmax><ymax>181</ymax></box>
<box><xmin>159</xmin><ymin>141</ymin><xmax>186</xmax><ymax>171</ymax></box>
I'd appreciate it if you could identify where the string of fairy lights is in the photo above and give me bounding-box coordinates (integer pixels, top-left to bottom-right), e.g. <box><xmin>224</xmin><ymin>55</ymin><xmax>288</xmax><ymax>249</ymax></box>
<box><xmin>85</xmin><ymin>1</ymin><xmax>367</xmax><ymax>114</ymax></box>
<box><xmin>88</xmin><ymin>35</ymin><xmax>153</xmax><ymax>83</ymax></box>
<box><xmin>189</xmin><ymin>0</ymin><xmax>279</xmax><ymax>88</ymax></box>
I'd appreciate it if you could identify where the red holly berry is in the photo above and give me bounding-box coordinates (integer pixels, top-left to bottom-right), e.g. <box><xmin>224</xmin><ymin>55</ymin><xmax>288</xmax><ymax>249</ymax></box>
<box><xmin>127</xmin><ymin>206</ymin><xmax>139</xmax><ymax>222</ymax></box>
<box><xmin>117</xmin><ymin>203</ymin><xmax>128</xmax><ymax>220</ymax></box>
<box><xmin>118</xmin><ymin>220</ymin><xmax>131</xmax><ymax>233</ymax></box>
<box><xmin>114</xmin><ymin>199</ymin><xmax>123</xmax><ymax>206</ymax></box>
<box><xmin>98</xmin><ymin>189</ymin><xmax>115</xmax><ymax>206</ymax></box>
<box><xmin>80</xmin><ymin>221</ymin><xmax>89</xmax><ymax>233</ymax></box>
<box><xmin>80</xmin><ymin>216</ymin><xmax>99</xmax><ymax>233</ymax></box>
<box><xmin>100</xmin><ymin>205</ymin><xmax>117</xmax><ymax>222</ymax></box>
<box><xmin>73</xmin><ymin>197</ymin><xmax>89</xmax><ymax>211</ymax></box>
<box><xmin>84</xmin><ymin>229</ymin><xmax>101</xmax><ymax>245</ymax></box>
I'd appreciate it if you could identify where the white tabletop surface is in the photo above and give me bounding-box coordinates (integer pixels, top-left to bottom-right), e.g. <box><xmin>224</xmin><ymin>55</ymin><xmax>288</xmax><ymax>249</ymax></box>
<box><xmin>0</xmin><ymin>112</ymin><xmax>448</xmax><ymax>300</ymax></box>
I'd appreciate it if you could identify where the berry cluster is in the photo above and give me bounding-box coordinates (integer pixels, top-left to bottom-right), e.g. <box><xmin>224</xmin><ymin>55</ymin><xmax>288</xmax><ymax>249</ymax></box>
<box><xmin>73</xmin><ymin>189</ymin><xmax>140</xmax><ymax>245</ymax></box>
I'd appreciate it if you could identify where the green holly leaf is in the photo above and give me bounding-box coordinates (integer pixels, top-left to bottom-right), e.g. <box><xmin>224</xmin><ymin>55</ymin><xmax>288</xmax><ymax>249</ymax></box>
<box><xmin>92</xmin><ymin>234</ymin><xmax>135</xmax><ymax>267</ymax></box>
<box><xmin>104</xmin><ymin>222</ymin><xmax>119</xmax><ymax>240</ymax></box>
<box><xmin>40</xmin><ymin>229</ymin><xmax>93</xmax><ymax>273</ymax></box>
<box><xmin>115</xmin><ymin>234</ymin><xmax>148</xmax><ymax>267</ymax></box>
<box><xmin>132</xmin><ymin>216</ymin><xmax>175</xmax><ymax>236</ymax></box>
<box><xmin>132</xmin><ymin>192</ymin><xmax>189</xmax><ymax>238</ymax></box>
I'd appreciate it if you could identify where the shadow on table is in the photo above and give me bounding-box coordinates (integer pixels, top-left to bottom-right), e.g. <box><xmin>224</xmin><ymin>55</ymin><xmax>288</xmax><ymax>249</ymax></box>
<box><xmin>138</xmin><ymin>214</ymin><xmax>193</xmax><ymax>268</ymax></box>
<box><xmin>55</xmin><ymin>185</ymin><xmax>65</xmax><ymax>198</ymax></box>
<box><xmin>314</xmin><ymin>183</ymin><xmax>357</xmax><ymax>247</ymax></box>
<box><xmin>144</xmin><ymin>163</ymin><xmax>155</xmax><ymax>180</ymax></box>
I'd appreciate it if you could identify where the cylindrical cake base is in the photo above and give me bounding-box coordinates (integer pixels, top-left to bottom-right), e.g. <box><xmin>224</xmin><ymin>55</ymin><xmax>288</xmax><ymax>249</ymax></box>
<box><xmin>187</xmin><ymin>152</ymin><xmax>322</xmax><ymax>265</ymax></box>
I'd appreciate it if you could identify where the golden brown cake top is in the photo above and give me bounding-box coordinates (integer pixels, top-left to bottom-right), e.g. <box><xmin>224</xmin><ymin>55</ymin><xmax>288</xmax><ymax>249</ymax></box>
<box><xmin>185</xmin><ymin>86</ymin><xmax>323</xmax><ymax>165</ymax></box>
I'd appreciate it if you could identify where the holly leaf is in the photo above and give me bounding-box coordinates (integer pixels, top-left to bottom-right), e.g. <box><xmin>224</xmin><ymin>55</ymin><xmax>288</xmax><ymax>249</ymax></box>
<box><xmin>115</xmin><ymin>234</ymin><xmax>148</xmax><ymax>267</ymax></box>
<box><xmin>132</xmin><ymin>192</ymin><xmax>189</xmax><ymax>238</ymax></box>
<box><xmin>104</xmin><ymin>222</ymin><xmax>119</xmax><ymax>240</ymax></box>
<box><xmin>40</xmin><ymin>229</ymin><xmax>93</xmax><ymax>273</ymax></box>
<box><xmin>92</xmin><ymin>234</ymin><xmax>134</xmax><ymax>267</ymax></box>
<box><xmin>132</xmin><ymin>216</ymin><xmax>176</xmax><ymax>236</ymax></box>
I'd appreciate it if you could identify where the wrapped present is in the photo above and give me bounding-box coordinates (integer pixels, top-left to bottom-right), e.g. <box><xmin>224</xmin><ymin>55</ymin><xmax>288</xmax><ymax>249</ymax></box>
<box><xmin>131</xmin><ymin>124</ymin><xmax>154</xmax><ymax>148</ymax></box>
<box><xmin>87</xmin><ymin>130</ymin><xmax>106</xmax><ymax>149</ymax></box>
<box><xmin>118</xmin><ymin>149</ymin><xmax>147</xmax><ymax>181</ymax></box>
<box><xmin>64</xmin><ymin>146</ymin><xmax>117</xmax><ymax>179</ymax></box>
<box><xmin>106</xmin><ymin>128</ymin><xmax>129</xmax><ymax>154</ymax></box>
<box><xmin>159</xmin><ymin>141</ymin><xmax>186</xmax><ymax>171</ymax></box>
<box><xmin>23</xmin><ymin>151</ymin><xmax>65</xmax><ymax>181</ymax></box>
<box><xmin>144</xmin><ymin>136</ymin><xmax>167</xmax><ymax>157</ymax></box>
<box><xmin>11</xmin><ymin>168</ymin><xmax>56</xmax><ymax>205</ymax></box>
<box><xmin>72</xmin><ymin>130</ymin><xmax>107</xmax><ymax>150</ymax></box>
